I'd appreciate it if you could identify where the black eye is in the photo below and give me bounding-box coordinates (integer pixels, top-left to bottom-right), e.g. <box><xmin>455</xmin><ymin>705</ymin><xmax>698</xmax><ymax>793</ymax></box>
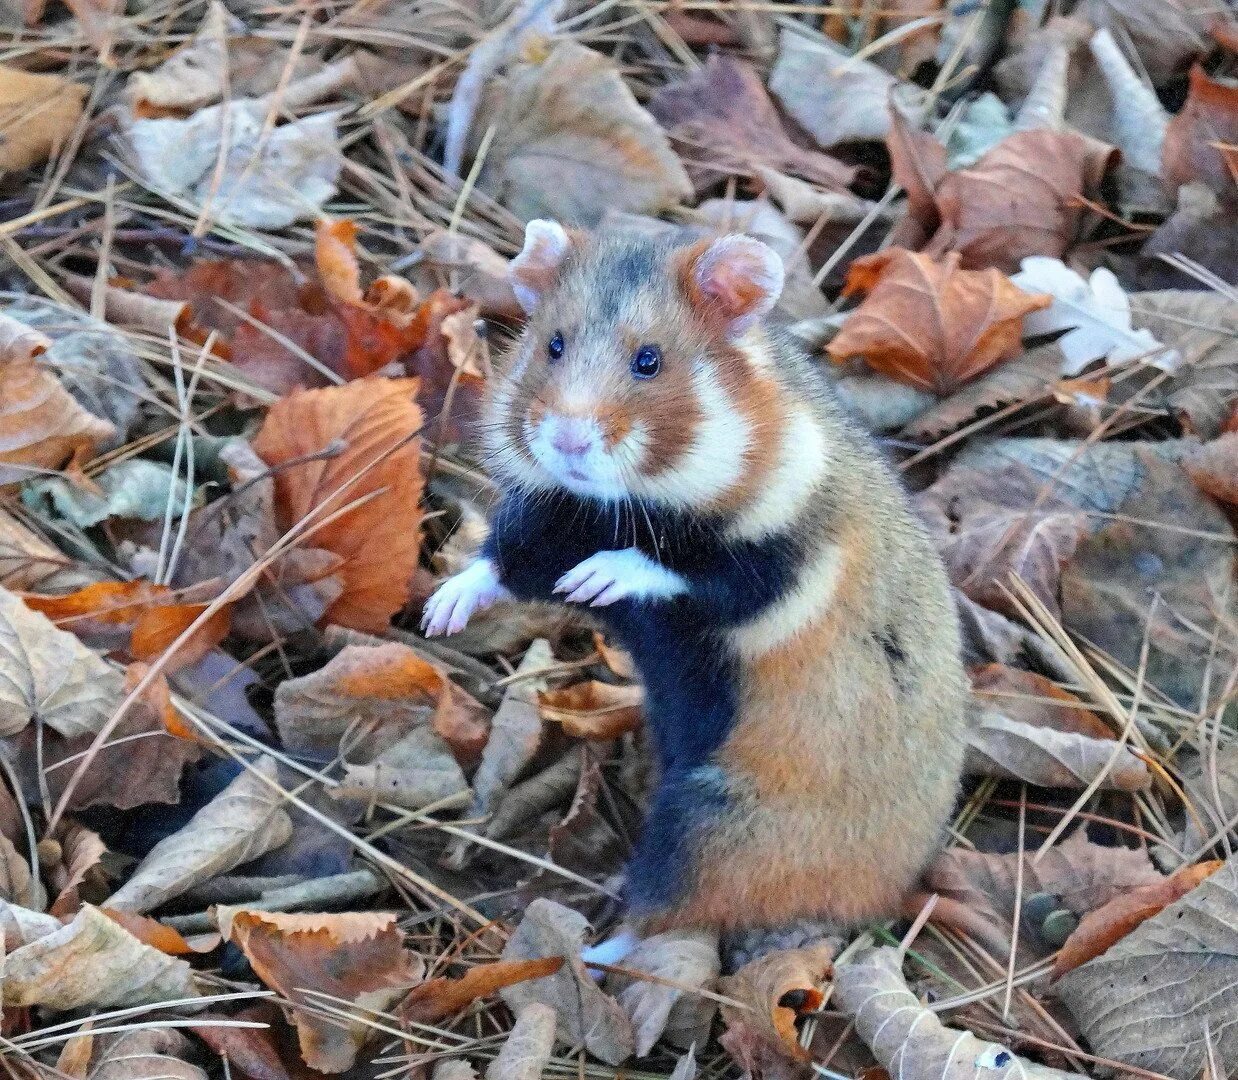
<box><xmin>547</xmin><ymin>332</ymin><xmax>564</xmax><ymax>361</ymax></box>
<box><xmin>631</xmin><ymin>344</ymin><xmax>661</xmax><ymax>379</ymax></box>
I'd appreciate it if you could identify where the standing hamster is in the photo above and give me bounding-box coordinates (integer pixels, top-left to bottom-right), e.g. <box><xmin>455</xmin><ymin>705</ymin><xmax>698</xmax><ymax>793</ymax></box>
<box><xmin>423</xmin><ymin>221</ymin><xmax>968</xmax><ymax>944</ymax></box>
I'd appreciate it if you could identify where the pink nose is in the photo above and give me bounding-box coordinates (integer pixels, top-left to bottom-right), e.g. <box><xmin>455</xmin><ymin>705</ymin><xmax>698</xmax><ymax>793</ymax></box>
<box><xmin>550</xmin><ymin>418</ymin><xmax>596</xmax><ymax>457</ymax></box>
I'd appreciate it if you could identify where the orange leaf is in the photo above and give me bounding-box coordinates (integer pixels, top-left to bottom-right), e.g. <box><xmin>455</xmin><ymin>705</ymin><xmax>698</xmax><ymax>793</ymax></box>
<box><xmin>719</xmin><ymin>943</ymin><xmax>834</xmax><ymax>1062</ymax></box>
<box><xmin>1052</xmin><ymin>861</ymin><xmax>1224</xmax><ymax>978</ymax></box>
<box><xmin>1164</xmin><ymin>65</ymin><xmax>1238</xmax><ymax>194</ymax></box>
<box><xmin>253</xmin><ymin>378</ymin><xmax>425</xmax><ymax>633</ymax></box>
<box><xmin>130</xmin><ymin>601</ymin><xmax>230</xmax><ymax>669</ymax></box>
<box><xmin>827</xmin><ymin>249</ymin><xmax>1050</xmax><ymax>394</ymax></box>
<box><xmin>315</xmin><ymin>219</ymin><xmax>364</xmax><ymax>304</ymax></box>
<box><xmin>401</xmin><ymin>957</ymin><xmax>564</xmax><ymax>1023</ymax></box>
<box><xmin>101</xmin><ymin>909</ymin><xmax>203</xmax><ymax>955</ymax></box>
<box><xmin>538</xmin><ymin>681</ymin><xmax>645</xmax><ymax>739</ymax></box>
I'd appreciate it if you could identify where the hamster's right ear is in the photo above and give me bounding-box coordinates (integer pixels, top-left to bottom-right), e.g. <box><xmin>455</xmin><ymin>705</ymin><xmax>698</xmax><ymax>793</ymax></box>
<box><xmin>510</xmin><ymin>219</ymin><xmax>573</xmax><ymax>315</ymax></box>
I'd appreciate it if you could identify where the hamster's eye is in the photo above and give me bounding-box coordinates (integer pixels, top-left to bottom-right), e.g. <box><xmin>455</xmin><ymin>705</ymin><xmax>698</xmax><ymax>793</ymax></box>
<box><xmin>631</xmin><ymin>344</ymin><xmax>662</xmax><ymax>380</ymax></box>
<box><xmin>547</xmin><ymin>332</ymin><xmax>565</xmax><ymax>361</ymax></box>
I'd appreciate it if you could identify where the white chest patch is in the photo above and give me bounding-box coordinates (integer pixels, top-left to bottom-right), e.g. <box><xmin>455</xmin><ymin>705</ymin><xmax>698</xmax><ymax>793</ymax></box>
<box><xmin>730</xmin><ymin>542</ymin><xmax>843</xmax><ymax>658</ymax></box>
<box><xmin>726</xmin><ymin>407</ymin><xmax>829</xmax><ymax>543</ymax></box>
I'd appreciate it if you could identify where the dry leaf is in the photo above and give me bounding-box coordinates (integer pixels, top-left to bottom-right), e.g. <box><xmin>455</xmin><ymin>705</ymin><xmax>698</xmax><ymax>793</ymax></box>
<box><xmin>1057</xmin><ymin>857</ymin><xmax>1238</xmax><ymax>1079</ymax></box>
<box><xmin>612</xmin><ymin>930</ymin><xmax>720</xmax><ymax>1055</ymax></box>
<box><xmin>498</xmin><ymin>898</ymin><xmax>636</xmax><ymax>1066</ymax></box>
<box><xmin>253</xmin><ymin>378</ymin><xmax>424</xmax><ymax>632</ymax></box>
<box><xmin>1164</xmin><ymin>65</ymin><xmax>1238</xmax><ymax>194</ymax></box>
<box><xmin>538</xmin><ymin>680</ymin><xmax>644</xmax><ymax>740</ymax></box>
<box><xmin>89</xmin><ymin>1030</ymin><xmax>205</xmax><ymax>1080</ymax></box>
<box><xmin>649</xmin><ymin>53</ymin><xmax>856</xmax><ymax>193</ymax></box>
<box><xmin>1052</xmin><ymin>860</ymin><xmax>1223</xmax><ymax>977</ymax></box>
<box><xmin>827</xmin><ymin>249</ymin><xmax>1050</xmax><ymax>394</ymax></box>
<box><xmin>49</xmin><ymin>822</ymin><xmax>107</xmax><ymax>917</ymax></box>
<box><xmin>966</xmin><ymin>709</ymin><xmax>1151</xmax><ymax>791</ymax></box>
<box><xmin>486</xmin><ymin>1003</ymin><xmax>557</xmax><ymax>1080</ymax></box>
<box><xmin>0</xmin><ymin>832</ymin><xmax>38</xmax><ymax>908</ymax></box>
<box><xmin>101</xmin><ymin>909</ymin><xmax>204</xmax><ymax>955</ymax></box>
<box><xmin>402</xmin><ymin>957</ymin><xmax>564</xmax><ymax>1023</ymax></box>
<box><xmin>480</xmin><ymin>41</ymin><xmax>692</xmax><ymax>226</ymax></box>
<box><xmin>835</xmin><ymin>946</ymin><xmax>1088</xmax><ymax>1080</ymax></box>
<box><xmin>221</xmin><ymin>909</ymin><xmax>424</xmax><ymax>1073</ymax></box>
<box><xmin>332</xmin><ymin>725</ymin><xmax>470</xmax><ymax>810</ymax></box>
<box><xmin>1081</xmin><ymin>0</ymin><xmax>1215</xmax><ymax>85</ymax></box>
<box><xmin>0</xmin><ymin>902</ymin><xmax>198</xmax><ymax>1009</ymax></box>
<box><xmin>970</xmin><ymin>664</ymin><xmax>1112</xmax><ymax>740</ymax></box>
<box><xmin>417</xmin><ymin>230</ymin><xmax>521</xmax><ymax>318</ymax></box>
<box><xmin>106</xmin><ymin>757</ymin><xmax>292</xmax><ymax>913</ymax></box>
<box><xmin>719</xmin><ymin>943</ymin><xmax>834</xmax><ymax>1062</ymax></box>
<box><xmin>0</xmin><ymin>312</ymin><xmax>115</xmax><ymax>488</ymax></box>
<box><xmin>1185</xmin><ymin>431</ymin><xmax>1238</xmax><ymax>504</ymax></box>
<box><xmin>0</xmin><ymin>66</ymin><xmax>87</xmax><ymax>172</ymax></box>
<box><xmin>190</xmin><ymin>1004</ymin><xmax>297</xmax><ymax>1080</ymax></box>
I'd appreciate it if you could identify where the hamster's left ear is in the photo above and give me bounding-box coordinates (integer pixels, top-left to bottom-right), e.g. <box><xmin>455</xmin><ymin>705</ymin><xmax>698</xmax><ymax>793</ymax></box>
<box><xmin>510</xmin><ymin>219</ymin><xmax>573</xmax><ymax>315</ymax></box>
<box><xmin>679</xmin><ymin>234</ymin><xmax>784</xmax><ymax>338</ymax></box>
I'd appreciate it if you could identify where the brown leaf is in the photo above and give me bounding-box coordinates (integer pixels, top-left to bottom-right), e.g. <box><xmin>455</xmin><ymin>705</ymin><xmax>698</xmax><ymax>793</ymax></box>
<box><xmin>719</xmin><ymin>943</ymin><xmax>834</xmax><ymax>1062</ymax></box>
<box><xmin>0</xmin><ymin>833</ymin><xmax>38</xmax><ymax>908</ymax></box>
<box><xmin>480</xmin><ymin>41</ymin><xmax>692</xmax><ymax>227</ymax></box>
<box><xmin>538</xmin><ymin>681</ymin><xmax>644</xmax><ymax>740</ymax></box>
<box><xmin>498</xmin><ymin>898</ymin><xmax>635</xmax><ymax>1066</ymax></box>
<box><xmin>611</xmin><ymin>930</ymin><xmax>720</xmax><ymax>1055</ymax></box>
<box><xmin>0</xmin><ymin>312</ymin><xmax>115</xmax><ymax>488</ymax></box>
<box><xmin>1081</xmin><ymin>0</ymin><xmax>1215</xmax><ymax>84</ymax></box>
<box><xmin>648</xmin><ymin>53</ymin><xmax>856</xmax><ymax>193</ymax></box>
<box><xmin>221</xmin><ymin>909</ymin><xmax>424</xmax><ymax>1073</ymax></box>
<box><xmin>1184</xmin><ymin>430</ymin><xmax>1238</xmax><ymax>504</ymax></box>
<box><xmin>827</xmin><ymin>249</ymin><xmax>1050</xmax><ymax>394</ymax></box>
<box><xmin>89</xmin><ymin>1029</ymin><xmax>205</xmax><ymax>1080</ymax></box>
<box><xmin>971</xmin><ymin>665</ymin><xmax>1112</xmax><ymax>740</ymax></box>
<box><xmin>416</xmin><ymin>231</ymin><xmax>521</xmax><ymax>319</ymax></box>
<box><xmin>1052</xmin><ymin>860</ymin><xmax>1223</xmax><ymax>978</ymax></box>
<box><xmin>332</xmin><ymin>725</ymin><xmax>470</xmax><ymax>810</ymax></box>
<box><xmin>1164</xmin><ymin>65</ymin><xmax>1238</xmax><ymax>195</ymax></box>
<box><xmin>486</xmin><ymin>1003</ymin><xmax>557</xmax><ymax>1080</ymax></box>
<box><xmin>253</xmin><ymin>378</ymin><xmax>424</xmax><ymax>633</ymax></box>
<box><xmin>402</xmin><ymin>957</ymin><xmax>564</xmax><ymax>1023</ymax></box>
<box><xmin>0</xmin><ymin>66</ymin><xmax>87</xmax><ymax>172</ymax></box>
<box><xmin>190</xmin><ymin>1004</ymin><xmax>298</xmax><ymax>1080</ymax></box>
<box><xmin>49</xmin><ymin>822</ymin><xmax>107</xmax><ymax>917</ymax></box>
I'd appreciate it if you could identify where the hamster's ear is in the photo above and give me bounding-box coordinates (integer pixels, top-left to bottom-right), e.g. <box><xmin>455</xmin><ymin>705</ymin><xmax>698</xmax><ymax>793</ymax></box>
<box><xmin>679</xmin><ymin>234</ymin><xmax>784</xmax><ymax>337</ymax></box>
<box><xmin>510</xmin><ymin>219</ymin><xmax>573</xmax><ymax>315</ymax></box>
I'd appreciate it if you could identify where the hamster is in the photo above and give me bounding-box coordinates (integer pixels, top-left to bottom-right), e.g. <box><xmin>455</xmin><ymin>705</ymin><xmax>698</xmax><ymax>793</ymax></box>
<box><xmin>423</xmin><ymin>220</ymin><xmax>969</xmax><ymax>951</ymax></box>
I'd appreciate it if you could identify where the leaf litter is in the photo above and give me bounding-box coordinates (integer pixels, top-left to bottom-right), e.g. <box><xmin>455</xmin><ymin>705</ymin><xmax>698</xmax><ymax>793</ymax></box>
<box><xmin>0</xmin><ymin>3</ymin><xmax>1237</xmax><ymax>1080</ymax></box>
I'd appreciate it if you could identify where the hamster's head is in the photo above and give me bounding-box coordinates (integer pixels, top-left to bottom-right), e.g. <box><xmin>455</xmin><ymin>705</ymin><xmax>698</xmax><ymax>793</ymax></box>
<box><xmin>485</xmin><ymin>220</ymin><xmax>786</xmax><ymax>508</ymax></box>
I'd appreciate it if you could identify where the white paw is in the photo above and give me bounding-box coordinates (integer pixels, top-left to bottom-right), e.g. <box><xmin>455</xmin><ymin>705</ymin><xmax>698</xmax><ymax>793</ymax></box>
<box><xmin>421</xmin><ymin>559</ymin><xmax>511</xmax><ymax>636</ymax></box>
<box><xmin>581</xmin><ymin>928</ymin><xmax>641</xmax><ymax>976</ymax></box>
<box><xmin>554</xmin><ymin>549</ymin><xmax>687</xmax><ymax>607</ymax></box>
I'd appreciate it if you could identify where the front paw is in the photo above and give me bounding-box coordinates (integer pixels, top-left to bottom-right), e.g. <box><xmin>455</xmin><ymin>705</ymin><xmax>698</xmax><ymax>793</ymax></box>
<box><xmin>554</xmin><ymin>549</ymin><xmax>687</xmax><ymax>607</ymax></box>
<box><xmin>421</xmin><ymin>558</ymin><xmax>511</xmax><ymax>636</ymax></box>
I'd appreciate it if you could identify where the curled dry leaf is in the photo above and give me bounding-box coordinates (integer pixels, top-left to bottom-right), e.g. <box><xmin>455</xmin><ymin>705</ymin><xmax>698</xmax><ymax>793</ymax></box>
<box><xmin>221</xmin><ymin>908</ymin><xmax>424</xmax><ymax>1073</ymax></box>
<box><xmin>0</xmin><ymin>65</ymin><xmax>87</xmax><ymax>172</ymax></box>
<box><xmin>417</xmin><ymin>230</ymin><xmax>521</xmax><ymax>318</ymax></box>
<box><xmin>102</xmin><ymin>908</ymin><xmax>206</xmax><ymax>955</ymax></box>
<box><xmin>1052</xmin><ymin>860</ymin><xmax>1223</xmax><ymax>977</ymax></box>
<box><xmin>498</xmin><ymin>898</ymin><xmax>635</xmax><ymax>1066</ymax></box>
<box><xmin>611</xmin><ymin>930</ymin><xmax>721</xmax><ymax>1056</ymax></box>
<box><xmin>486</xmin><ymin>1003</ymin><xmax>557</xmax><ymax>1080</ymax></box>
<box><xmin>253</xmin><ymin>378</ymin><xmax>424</xmax><ymax>633</ymax></box>
<box><xmin>649</xmin><ymin>53</ymin><xmax>856</xmax><ymax>193</ymax></box>
<box><xmin>1163</xmin><ymin>65</ymin><xmax>1238</xmax><ymax>194</ymax></box>
<box><xmin>966</xmin><ymin>709</ymin><xmax>1151</xmax><ymax>792</ymax></box>
<box><xmin>0</xmin><ymin>311</ymin><xmax>115</xmax><ymax>488</ymax></box>
<box><xmin>1057</xmin><ymin>857</ymin><xmax>1238</xmax><ymax>1079</ymax></box>
<box><xmin>718</xmin><ymin>942</ymin><xmax>834</xmax><ymax>1062</ymax></box>
<box><xmin>0</xmin><ymin>832</ymin><xmax>38</xmax><ymax>908</ymax></box>
<box><xmin>834</xmin><ymin>946</ymin><xmax>1088</xmax><ymax>1080</ymax></box>
<box><xmin>480</xmin><ymin>41</ymin><xmax>692</xmax><ymax>226</ymax></box>
<box><xmin>402</xmin><ymin>957</ymin><xmax>564</xmax><ymax>1023</ymax></box>
<box><xmin>970</xmin><ymin>665</ymin><xmax>1112</xmax><ymax>740</ymax></box>
<box><xmin>0</xmin><ymin>902</ymin><xmax>198</xmax><ymax>1009</ymax></box>
<box><xmin>49</xmin><ymin>822</ymin><xmax>107</xmax><ymax>917</ymax></box>
<box><xmin>538</xmin><ymin>680</ymin><xmax>644</xmax><ymax>740</ymax></box>
<box><xmin>106</xmin><ymin>757</ymin><xmax>292</xmax><ymax>913</ymax></box>
<box><xmin>87</xmin><ymin>1029</ymin><xmax>205</xmax><ymax>1080</ymax></box>
<box><xmin>827</xmin><ymin>249</ymin><xmax>1050</xmax><ymax>395</ymax></box>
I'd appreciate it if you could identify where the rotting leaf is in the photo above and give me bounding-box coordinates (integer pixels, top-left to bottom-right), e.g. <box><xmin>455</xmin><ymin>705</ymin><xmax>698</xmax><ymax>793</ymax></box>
<box><xmin>827</xmin><ymin>249</ymin><xmax>1050</xmax><ymax>395</ymax></box>
<box><xmin>1163</xmin><ymin>66</ymin><xmax>1238</xmax><ymax>195</ymax></box>
<box><xmin>105</xmin><ymin>757</ymin><xmax>292</xmax><ymax>913</ymax></box>
<box><xmin>538</xmin><ymin>680</ymin><xmax>644</xmax><ymax>740</ymax></box>
<box><xmin>719</xmin><ymin>942</ymin><xmax>834</xmax><ymax>1062</ymax></box>
<box><xmin>253</xmin><ymin>378</ymin><xmax>424</xmax><ymax>633</ymax></box>
<box><xmin>220</xmin><ymin>909</ymin><xmax>425</xmax><ymax>1074</ymax></box>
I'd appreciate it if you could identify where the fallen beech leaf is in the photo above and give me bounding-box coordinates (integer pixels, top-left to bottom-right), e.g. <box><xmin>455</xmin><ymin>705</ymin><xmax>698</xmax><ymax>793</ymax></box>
<box><xmin>828</xmin><ymin>249</ymin><xmax>1050</xmax><ymax>394</ymax></box>
<box><xmin>49</xmin><ymin>822</ymin><xmax>107</xmax><ymax>917</ymax></box>
<box><xmin>0</xmin><ymin>833</ymin><xmax>38</xmax><ymax>908</ymax></box>
<box><xmin>106</xmin><ymin>757</ymin><xmax>292</xmax><ymax>913</ymax></box>
<box><xmin>480</xmin><ymin>41</ymin><xmax>692</xmax><ymax>226</ymax></box>
<box><xmin>316</xmin><ymin>219</ymin><xmax>365</xmax><ymax>305</ymax></box>
<box><xmin>546</xmin><ymin>755</ymin><xmax>625</xmax><ymax>879</ymax></box>
<box><xmin>1057</xmin><ymin>857</ymin><xmax>1238</xmax><ymax>1079</ymax></box>
<box><xmin>88</xmin><ymin>1029</ymin><xmax>204</xmax><ymax>1080</ymax></box>
<box><xmin>253</xmin><ymin>378</ymin><xmax>424</xmax><ymax>633</ymax></box>
<box><xmin>101</xmin><ymin>909</ymin><xmax>203</xmax><ymax>955</ymax></box>
<box><xmin>0</xmin><ymin>586</ymin><xmax>123</xmax><ymax>739</ymax></box>
<box><xmin>719</xmin><ymin>943</ymin><xmax>834</xmax><ymax>1062</ymax></box>
<box><xmin>480</xmin><ymin>748</ymin><xmax>583</xmax><ymax>851</ymax></box>
<box><xmin>966</xmin><ymin>709</ymin><xmax>1151</xmax><ymax>791</ymax></box>
<box><xmin>499</xmin><ymin>898</ymin><xmax>635</xmax><ymax>1066</ymax></box>
<box><xmin>1185</xmin><ymin>431</ymin><xmax>1238</xmax><ymax>504</ymax></box>
<box><xmin>835</xmin><ymin>946</ymin><xmax>1088</xmax><ymax>1080</ymax></box>
<box><xmin>1052</xmin><ymin>860</ymin><xmax>1223</xmax><ymax>977</ymax></box>
<box><xmin>0</xmin><ymin>312</ymin><xmax>115</xmax><ymax>488</ymax></box>
<box><xmin>402</xmin><ymin>957</ymin><xmax>564</xmax><ymax>1023</ymax></box>
<box><xmin>417</xmin><ymin>230</ymin><xmax>521</xmax><ymax>318</ymax></box>
<box><xmin>221</xmin><ymin>909</ymin><xmax>424</xmax><ymax>1073</ymax></box>
<box><xmin>0</xmin><ymin>902</ymin><xmax>198</xmax><ymax>1009</ymax></box>
<box><xmin>925</xmin><ymin>829</ymin><xmax>1164</xmax><ymax>955</ymax></box>
<box><xmin>611</xmin><ymin>930</ymin><xmax>720</xmax><ymax>1055</ymax></box>
<box><xmin>1164</xmin><ymin>65</ymin><xmax>1238</xmax><ymax>194</ymax></box>
<box><xmin>486</xmin><ymin>1003</ymin><xmax>556</xmax><ymax>1080</ymax></box>
<box><xmin>970</xmin><ymin>664</ymin><xmax>1112</xmax><ymax>740</ymax></box>
<box><xmin>0</xmin><ymin>66</ymin><xmax>87</xmax><ymax>172</ymax></box>
<box><xmin>1010</xmin><ymin>257</ymin><xmax>1174</xmax><ymax>373</ymax></box>
<box><xmin>649</xmin><ymin>53</ymin><xmax>856</xmax><ymax>193</ymax></box>
<box><xmin>190</xmin><ymin>1004</ymin><xmax>296</xmax><ymax>1080</ymax></box>
<box><xmin>332</xmin><ymin>725</ymin><xmax>469</xmax><ymax>810</ymax></box>
<box><xmin>538</xmin><ymin>681</ymin><xmax>644</xmax><ymax>740</ymax></box>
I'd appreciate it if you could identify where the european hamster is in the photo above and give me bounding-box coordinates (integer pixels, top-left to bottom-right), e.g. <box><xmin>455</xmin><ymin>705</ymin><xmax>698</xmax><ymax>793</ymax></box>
<box><xmin>423</xmin><ymin>221</ymin><xmax>968</xmax><ymax>949</ymax></box>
